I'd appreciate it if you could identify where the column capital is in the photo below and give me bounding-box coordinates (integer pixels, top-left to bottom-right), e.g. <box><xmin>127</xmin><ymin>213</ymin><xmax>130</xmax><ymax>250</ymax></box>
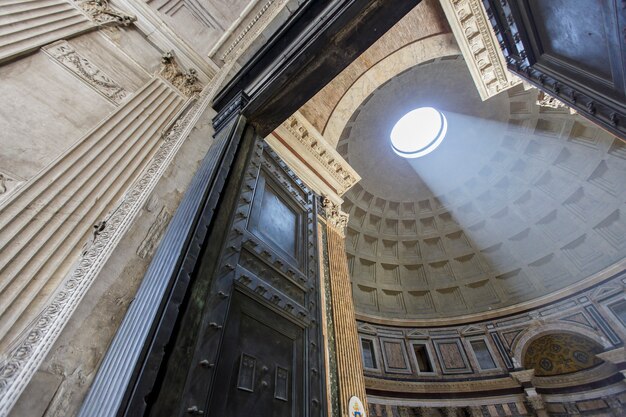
<box><xmin>321</xmin><ymin>196</ymin><xmax>349</xmax><ymax>235</ymax></box>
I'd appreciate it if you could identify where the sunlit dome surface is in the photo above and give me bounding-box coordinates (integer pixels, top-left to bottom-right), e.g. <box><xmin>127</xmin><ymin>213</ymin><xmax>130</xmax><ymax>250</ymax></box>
<box><xmin>337</xmin><ymin>57</ymin><xmax>626</xmax><ymax>323</ymax></box>
<box><xmin>390</xmin><ymin>107</ymin><xmax>447</xmax><ymax>158</ymax></box>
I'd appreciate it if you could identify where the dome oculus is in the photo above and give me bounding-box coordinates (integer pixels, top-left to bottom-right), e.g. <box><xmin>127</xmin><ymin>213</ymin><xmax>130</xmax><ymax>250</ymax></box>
<box><xmin>390</xmin><ymin>107</ymin><xmax>447</xmax><ymax>158</ymax></box>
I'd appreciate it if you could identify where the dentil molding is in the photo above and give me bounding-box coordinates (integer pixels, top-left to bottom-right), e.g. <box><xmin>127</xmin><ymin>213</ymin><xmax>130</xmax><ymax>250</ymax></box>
<box><xmin>439</xmin><ymin>0</ymin><xmax>520</xmax><ymax>100</ymax></box>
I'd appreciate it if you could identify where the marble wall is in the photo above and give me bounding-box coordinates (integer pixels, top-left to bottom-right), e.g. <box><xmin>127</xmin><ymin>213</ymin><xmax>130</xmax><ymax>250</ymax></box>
<box><xmin>358</xmin><ymin>270</ymin><xmax>626</xmax><ymax>416</ymax></box>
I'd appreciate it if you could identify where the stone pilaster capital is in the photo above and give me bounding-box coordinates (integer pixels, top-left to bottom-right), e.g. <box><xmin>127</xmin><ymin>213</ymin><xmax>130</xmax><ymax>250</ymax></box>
<box><xmin>321</xmin><ymin>196</ymin><xmax>349</xmax><ymax>235</ymax></box>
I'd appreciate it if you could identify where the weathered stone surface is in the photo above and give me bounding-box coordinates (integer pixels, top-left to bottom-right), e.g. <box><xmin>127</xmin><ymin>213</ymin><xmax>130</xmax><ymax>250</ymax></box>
<box><xmin>9</xmin><ymin>104</ymin><xmax>216</xmax><ymax>417</ymax></box>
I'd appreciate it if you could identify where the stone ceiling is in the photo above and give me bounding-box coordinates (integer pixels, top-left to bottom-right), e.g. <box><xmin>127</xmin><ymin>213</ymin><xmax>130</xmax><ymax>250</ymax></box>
<box><xmin>299</xmin><ymin>0</ymin><xmax>450</xmax><ymax>136</ymax></box>
<box><xmin>296</xmin><ymin>0</ymin><xmax>626</xmax><ymax>325</ymax></box>
<box><xmin>336</xmin><ymin>57</ymin><xmax>626</xmax><ymax>323</ymax></box>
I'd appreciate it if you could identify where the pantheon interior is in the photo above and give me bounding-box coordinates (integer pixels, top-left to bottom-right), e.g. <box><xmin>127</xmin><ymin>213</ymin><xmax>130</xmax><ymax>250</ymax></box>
<box><xmin>1</xmin><ymin>0</ymin><xmax>625</xmax><ymax>416</ymax></box>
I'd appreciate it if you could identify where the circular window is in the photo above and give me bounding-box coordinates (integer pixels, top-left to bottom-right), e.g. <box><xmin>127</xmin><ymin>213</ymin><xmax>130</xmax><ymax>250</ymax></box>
<box><xmin>390</xmin><ymin>107</ymin><xmax>447</xmax><ymax>158</ymax></box>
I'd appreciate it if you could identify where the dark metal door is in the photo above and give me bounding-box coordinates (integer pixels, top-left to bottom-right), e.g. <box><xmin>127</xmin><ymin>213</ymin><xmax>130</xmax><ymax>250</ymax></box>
<box><xmin>147</xmin><ymin>133</ymin><xmax>326</xmax><ymax>417</ymax></box>
<box><xmin>209</xmin><ymin>293</ymin><xmax>302</xmax><ymax>417</ymax></box>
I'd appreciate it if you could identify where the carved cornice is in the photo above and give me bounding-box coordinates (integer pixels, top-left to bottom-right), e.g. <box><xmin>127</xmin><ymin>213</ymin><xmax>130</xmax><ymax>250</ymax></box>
<box><xmin>321</xmin><ymin>196</ymin><xmax>349</xmax><ymax>235</ymax></box>
<box><xmin>75</xmin><ymin>0</ymin><xmax>136</xmax><ymax>27</ymax></box>
<box><xmin>159</xmin><ymin>51</ymin><xmax>204</xmax><ymax>98</ymax></box>
<box><xmin>439</xmin><ymin>0</ymin><xmax>519</xmax><ymax>100</ymax></box>
<box><xmin>281</xmin><ymin>113</ymin><xmax>360</xmax><ymax>195</ymax></box>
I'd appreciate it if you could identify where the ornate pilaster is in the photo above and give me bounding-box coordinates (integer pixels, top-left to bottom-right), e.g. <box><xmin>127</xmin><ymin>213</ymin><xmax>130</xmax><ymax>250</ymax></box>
<box><xmin>320</xmin><ymin>197</ymin><xmax>367</xmax><ymax>415</ymax></box>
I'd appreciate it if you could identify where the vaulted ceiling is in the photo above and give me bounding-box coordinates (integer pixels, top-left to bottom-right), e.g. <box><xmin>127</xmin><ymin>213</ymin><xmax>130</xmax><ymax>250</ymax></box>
<box><xmin>299</xmin><ymin>0</ymin><xmax>626</xmax><ymax>324</ymax></box>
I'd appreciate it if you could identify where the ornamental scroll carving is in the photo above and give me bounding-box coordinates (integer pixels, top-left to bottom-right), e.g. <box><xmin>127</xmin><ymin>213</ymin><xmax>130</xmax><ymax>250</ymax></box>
<box><xmin>159</xmin><ymin>52</ymin><xmax>203</xmax><ymax>98</ymax></box>
<box><xmin>75</xmin><ymin>0</ymin><xmax>136</xmax><ymax>27</ymax></box>
<box><xmin>321</xmin><ymin>196</ymin><xmax>349</xmax><ymax>234</ymax></box>
<box><xmin>43</xmin><ymin>40</ymin><xmax>128</xmax><ymax>105</ymax></box>
<box><xmin>0</xmin><ymin>171</ymin><xmax>22</xmax><ymax>205</ymax></box>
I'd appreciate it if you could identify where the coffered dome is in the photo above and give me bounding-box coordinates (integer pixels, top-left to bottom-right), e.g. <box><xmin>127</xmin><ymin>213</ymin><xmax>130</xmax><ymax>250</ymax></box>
<box><xmin>338</xmin><ymin>57</ymin><xmax>626</xmax><ymax>323</ymax></box>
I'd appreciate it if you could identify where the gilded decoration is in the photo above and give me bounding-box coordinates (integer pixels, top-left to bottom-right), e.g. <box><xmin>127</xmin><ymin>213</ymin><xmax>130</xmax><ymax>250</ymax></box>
<box><xmin>523</xmin><ymin>334</ymin><xmax>603</xmax><ymax>376</ymax></box>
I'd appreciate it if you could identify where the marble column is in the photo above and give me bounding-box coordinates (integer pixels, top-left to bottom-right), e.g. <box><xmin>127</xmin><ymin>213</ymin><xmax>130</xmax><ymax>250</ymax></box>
<box><xmin>321</xmin><ymin>197</ymin><xmax>368</xmax><ymax>415</ymax></box>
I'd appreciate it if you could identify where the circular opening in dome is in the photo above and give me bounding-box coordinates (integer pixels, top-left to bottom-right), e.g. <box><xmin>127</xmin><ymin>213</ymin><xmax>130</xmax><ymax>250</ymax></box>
<box><xmin>390</xmin><ymin>107</ymin><xmax>447</xmax><ymax>158</ymax></box>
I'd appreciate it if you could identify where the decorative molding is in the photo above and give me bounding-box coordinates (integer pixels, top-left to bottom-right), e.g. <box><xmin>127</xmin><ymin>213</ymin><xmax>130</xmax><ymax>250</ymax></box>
<box><xmin>269</xmin><ymin>112</ymin><xmax>360</xmax><ymax>201</ymax></box>
<box><xmin>42</xmin><ymin>40</ymin><xmax>129</xmax><ymax>105</ymax></box>
<box><xmin>209</xmin><ymin>0</ymin><xmax>289</xmax><ymax>64</ymax></box>
<box><xmin>74</xmin><ymin>0</ymin><xmax>136</xmax><ymax>27</ymax></box>
<box><xmin>159</xmin><ymin>51</ymin><xmax>204</xmax><ymax>97</ymax></box>
<box><xmin>439</xmin><ymin>0</ymin><xmax>520</xmax><ymax>100</ymax></box>
<box><xmin>0</xmin><ymin>0</ymin><xmax>93</xmax><ymax>64</ymax></box>
<box><xmin>321</xmin><ymin>197</ymin><xmax>349</xmax><ymax>235</ymax></box>
<box><xmin>364</xmin><ymin>375</ymin><xmax>518</xmax><ymax>393</ymax></box>
<box><xmin>0</xmin><ymin>78</ymin><xmax>187</xmax><ymax>417</ymax></box>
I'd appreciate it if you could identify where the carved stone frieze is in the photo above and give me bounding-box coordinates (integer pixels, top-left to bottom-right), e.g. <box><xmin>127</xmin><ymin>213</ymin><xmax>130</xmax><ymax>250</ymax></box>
<box><xmin>272</xmin><ymin>112</ymin><xmax>360</xmax><ymax>198</ymax></box>
<box><xmin>321</xmin><ymin>196</ymin><xmax>349</xmax><ymax>235</ymax></box>
<box><xmin>159</xmin><ymin>51</ymin><xmax>204</xmax><ymax>97</ymax></box>
<box><xmin>75</xmin><ymin>0</ymin><xmax>136</xmax><ymax>27</ymax></box>
<box><xmin>42</xmin><ymin>40</ymin><xmax>128</xmax><ymax>105</ymax></box>
<box><xmin>439</xmin><ymin>0</ymin><xmax>520</xmax><ymax>100</ymax></box>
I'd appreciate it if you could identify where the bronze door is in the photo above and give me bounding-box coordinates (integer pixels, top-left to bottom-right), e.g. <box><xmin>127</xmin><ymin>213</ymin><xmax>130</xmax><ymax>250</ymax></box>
<box><xmin>208</xmin><ymin>293</ymin><xmax>302</xmax><ymax>417</ymax></box>
<box><xmin>147</xmin><ymin>134</ymin><xmax>325</xmax><ymax>417</ymax></box>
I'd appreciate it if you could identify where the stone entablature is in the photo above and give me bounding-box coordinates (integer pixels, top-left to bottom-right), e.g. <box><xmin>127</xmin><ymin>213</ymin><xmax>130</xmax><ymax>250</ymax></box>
<box><xmin>266</xmin><ymin>111</ymin><xmax>361</xmax><ymax>204</ymax></box>
<box><xmin>438</xmin><ymin>0</ymin><xmax>520</xmax><ymax>100</ymax></box>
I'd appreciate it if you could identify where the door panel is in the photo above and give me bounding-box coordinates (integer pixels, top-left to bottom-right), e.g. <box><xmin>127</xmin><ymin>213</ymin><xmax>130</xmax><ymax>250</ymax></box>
<box><xmin>149</xmin><ymin>137</ymin><xmax>326</xmax><ymax>417</ymax></box>
<box><xmin>208</xmin><ymin>292</ymin><xmax>302</xmax><ymax>417</ymax></box>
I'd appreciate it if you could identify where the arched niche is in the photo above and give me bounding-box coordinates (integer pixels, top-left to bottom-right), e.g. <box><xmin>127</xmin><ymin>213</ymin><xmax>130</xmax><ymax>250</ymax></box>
<box><xmin>522</xmin><ymin>333</ymin><xmax>604</xmax><ymax>377</ymax></box>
